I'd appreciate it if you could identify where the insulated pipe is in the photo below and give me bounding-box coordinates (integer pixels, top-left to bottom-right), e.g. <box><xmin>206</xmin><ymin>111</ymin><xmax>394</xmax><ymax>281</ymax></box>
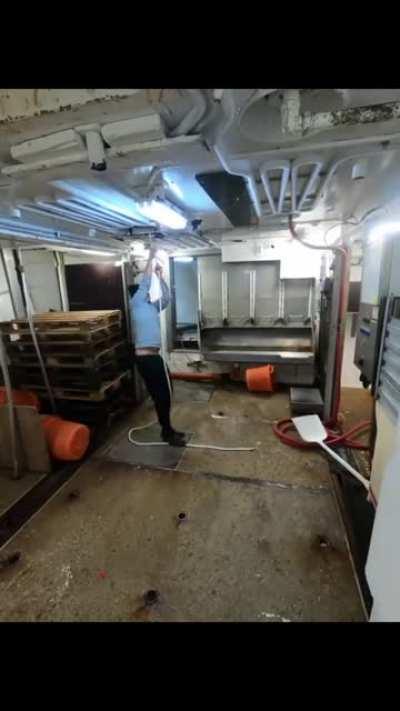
<box><xmin>70</xmin><ymin>196</ymin><xmax>150</xmax><ymax>226</ymax></box>
<box><xmin>55</xmin><ymin>200</ymin><xmax>126</xmax><ymax>230</ymax></box>
<box><xmin>0</xmin><ymin>227</ymin><xmax>124</xmax><ymax>254</ymax></box>
<box><xmin>206</xmin><ymin>225</ymin><xmax>289</xmax><ymax>242</ymax></box>
<box><xmin>2</xmin><ymin>135</ymin><xmax>201</xmax><ymax>178</ymax></box>
<box><xmin>212</xmin><ymin>90</ymin><xmax>277</xmax><ymax>219</ymax></box>
<box><xmin>64</xmin><ymin>198</ymin><xmax>140</xmax><ymax>227</ymax></box>
<box><xmin>22</xmin><ymin>203</ymin><xmax>115</xmax><ymax>235</ymax></box>
<box><xmin>170</xmin><ymin>90</ymin><xmax>208</xmax><ymax>137</ymax></box>
<box><xmin>259</xmin><ymin>161</ymin><xmax>291</xmax><ymax>215</ymax></box>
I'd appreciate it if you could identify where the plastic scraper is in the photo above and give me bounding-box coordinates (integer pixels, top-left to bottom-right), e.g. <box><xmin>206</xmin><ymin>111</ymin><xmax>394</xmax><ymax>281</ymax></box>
<box><xmin>291</xmin><ymin>415</ymin><xmax>370</xmax><ymax>491</ymax></box>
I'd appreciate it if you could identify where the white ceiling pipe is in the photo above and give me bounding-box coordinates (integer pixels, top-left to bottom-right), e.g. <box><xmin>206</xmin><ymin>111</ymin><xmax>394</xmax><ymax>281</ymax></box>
<box><xmin>1</xmin><ymin>135</ymin><xmax>200</xmax><ymax>178</ymax></box>
<box><xmin>260</xmin><ymin>170</ymin><xmax>277</xmax><ymax>214</ymax></box>
<box><xmin>2</xmin><ymin>149</ymin><xmax>88</xmax><ymax>176</ymax></box>
<box><xmin>21</xmin><ymin>203</ymin><xmax>114</xmax><ymax>234</ymax></box>
<box><xmin>295</xmin><ymin>161</ymin><xmax>323</xmax><ymax>211</ymax></box>
<box><xmin>212</xmin><ymin>90</ymin><xmax>276</xmax><ymax>219</ymax></box>
<box><xmin>259</xmin><ymin>161</ymin><xmax>291</xmax><ymax>215</ymax></box>
<box><xmin>68</xmin><ymin>196</ymin><xmax>149</xmax><ymax>226</ymax></box>
<box><xmin>0</xmin><ymin>218</ymin><xmax>125</xmax><ymax>250</ymax></box>
<box><xmin>56</xmin><ymin>200</ymin><xmax>127</xmax><ymax>229</ymax></box>
<box><xmin>204</xmin><ymin>226</ymin><xmax>289</xmax><ymax>242</ymax></box>
<box><xmin>170</xmin><ymin>90</ymin><xmax>208</xmax><ymax>137</ymax></box>
<box><xmin>0</xmin><ymin>228</ymin><xmax>124</xmax><ymax>253</ymax></box>
<box><xmin>86</xmin><ymin>130</ymin><xmax>106</xmax><ymax>171</ymax></box>
<box><xmin>233</xmin><ymin>132</ymin><xmax>400</xmax><ymax>165</ymax></box>
<box><xmin>292</xmin><ymin>158</ymin><xmax>323</xmax><ymax>212</ymax></box>
<box><xmin>55</xmin><ymin>199</ymin><xmax>126</xmax><ymax>230</ymax></box>
<box><xmin>35</xmin><ymin>201</ymin><xmax>118</xmax><ymax>233</ymax></box>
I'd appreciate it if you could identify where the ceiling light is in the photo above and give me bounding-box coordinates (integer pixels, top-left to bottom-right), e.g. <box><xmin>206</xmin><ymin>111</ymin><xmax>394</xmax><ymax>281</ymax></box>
<box><xmin>137</xmin><ymin>199</ymin><xmax>187</xmax><ymax>230</ymax></box>
<box><xmin>174</xmin><ymin>256</ymin><xmax>193</xmax><ymax>263</ymax></box>
<box><xmin>68</xmin><ymin>248</ymin><xmax>116</xmax><ymax>257</ymax></box>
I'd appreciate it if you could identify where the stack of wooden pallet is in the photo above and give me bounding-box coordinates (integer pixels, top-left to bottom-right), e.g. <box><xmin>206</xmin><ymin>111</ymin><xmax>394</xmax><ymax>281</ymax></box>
<box><xmin>0</xmin><ymin>310</ymin><xmax>131</xmax><ymax>402</ymax></box>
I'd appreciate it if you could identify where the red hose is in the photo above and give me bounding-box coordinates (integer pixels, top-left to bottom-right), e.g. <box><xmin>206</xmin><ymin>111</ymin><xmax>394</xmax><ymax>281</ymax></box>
<box><xmin>170</xmin><ymin>372</ymin><xmax>223</xmax><ymax>382</ymax></box>
<box><xmin>274</xmin><ymin>218</ymin><xmax>372</xmax><ymax>451</ymax></box>
<box><xmin>272</xmin><ymin>418</ymin><xmax>371</xmax><ymax>451</ymax></box>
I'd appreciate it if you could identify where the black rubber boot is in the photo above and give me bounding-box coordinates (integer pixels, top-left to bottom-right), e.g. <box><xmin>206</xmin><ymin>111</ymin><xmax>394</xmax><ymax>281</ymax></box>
<box><xmin>161</xmin><ymin>429</ymin><xmax>187</xmax><ymax>447</ymax></box>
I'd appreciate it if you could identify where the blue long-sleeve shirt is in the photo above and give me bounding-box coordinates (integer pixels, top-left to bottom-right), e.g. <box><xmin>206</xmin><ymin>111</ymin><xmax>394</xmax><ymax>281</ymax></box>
<box><xmin>130</xmin><ymin>274</ymin><xmax>170</xmax><ymax>348</ymax></box>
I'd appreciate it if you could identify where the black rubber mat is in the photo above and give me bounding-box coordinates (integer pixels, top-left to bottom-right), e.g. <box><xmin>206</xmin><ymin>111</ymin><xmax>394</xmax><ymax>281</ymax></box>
<box><xmin>103</xmin><ymin>423</ymin><xmax>186</xmax><ymax>469</ymax></box>
<box><xmin>173</xmin><ymin>380</ymin><xmax>214</xmax><ymax>403</ymax></box>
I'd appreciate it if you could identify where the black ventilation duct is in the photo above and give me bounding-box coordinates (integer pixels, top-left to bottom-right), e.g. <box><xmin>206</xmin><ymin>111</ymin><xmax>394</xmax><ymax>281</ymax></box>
<box><xmin>196</xmin><ymin>171</ymin><xmax>256</xmax><ymax>227</ymax></box>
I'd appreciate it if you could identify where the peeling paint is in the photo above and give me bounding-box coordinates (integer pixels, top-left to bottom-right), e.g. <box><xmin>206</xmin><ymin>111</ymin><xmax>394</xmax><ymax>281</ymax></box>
<box><xmin>331</xmin><ymin>103</ymin><xmax>400</xmax><ymax>126</ymax></box>
<box><xmin>302</xmin><ymin>102</ymin><xmax>400</xmax><ymax>135</ymax></box>
<box><xmin>0</xmin><ymin>89</ymin><xmax>141</xmax><ymax>124</ymax></box>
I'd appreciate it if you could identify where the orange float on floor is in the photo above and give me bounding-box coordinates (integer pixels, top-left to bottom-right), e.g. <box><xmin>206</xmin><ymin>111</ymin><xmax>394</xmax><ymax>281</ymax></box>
<box><xmin>245</xmin><ymin>365</ymin><xmax>276</xmax><ymax>393</ymax></box>
<box><xmin>41</xmin><ymin>415</ymin><xmax>90</xmax><ymax>461</ymax></box>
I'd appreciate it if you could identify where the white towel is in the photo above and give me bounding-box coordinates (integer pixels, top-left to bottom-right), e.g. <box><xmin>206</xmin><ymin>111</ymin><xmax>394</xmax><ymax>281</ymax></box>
<box><xmin>149</xmin><ymin>267</ymin><xmax>162</xmax><ymax>304</ymax></box>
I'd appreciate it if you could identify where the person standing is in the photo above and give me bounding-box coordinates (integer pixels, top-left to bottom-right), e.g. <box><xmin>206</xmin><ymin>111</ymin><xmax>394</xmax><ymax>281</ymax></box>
<box><xmin>129</xmin><ymin>246</ymin><xmax>186</xmax><ymax>446</ymax></box>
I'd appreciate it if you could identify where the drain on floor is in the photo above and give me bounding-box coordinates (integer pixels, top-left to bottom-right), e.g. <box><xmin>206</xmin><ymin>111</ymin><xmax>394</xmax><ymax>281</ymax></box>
<box><xmin>176</xmin><ymin>511</ymin><xmax>188</xmax><ymax>527</ymax></box>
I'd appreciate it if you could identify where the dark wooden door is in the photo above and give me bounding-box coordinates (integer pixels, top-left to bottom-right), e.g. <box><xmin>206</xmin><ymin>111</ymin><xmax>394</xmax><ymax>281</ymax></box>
<box><xmin>65</xmin><ymin>263</ymin><xmax>127</xmax><ymax>333</ymax></box>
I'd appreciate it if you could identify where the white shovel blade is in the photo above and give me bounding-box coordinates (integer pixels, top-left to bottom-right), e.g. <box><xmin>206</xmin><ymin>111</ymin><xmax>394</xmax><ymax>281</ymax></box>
<box><xmin>292</xmin><ymin>415</ymin><xmax>327</xmax><ymax>444</ymax></box>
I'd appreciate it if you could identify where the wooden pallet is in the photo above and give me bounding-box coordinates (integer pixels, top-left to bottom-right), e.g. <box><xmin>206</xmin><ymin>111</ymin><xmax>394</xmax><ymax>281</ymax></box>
<box><xmin>18</xmin><ymin>370</ymin><xmax>132</xmax><ymax>402</ymax></box>
<box><xmin>11</xmin><ymin>361</ymin><xmax>129</xmax><ymax>388</ymax></box>
<box><xmin>1</xmin><ymin>309</ymin><xmax>120</xmax><ymax>328</ymax></box>
<box><xmin>4</xmin><ymin>334</ymin><xmax>122</xmax><ymax>358</ymax></box>
<box><xmin>0</xmin><ymin>310</ymin><xmax>122</xmax><ymax>338</ymax></box>
<box><xmin>8</xmin><ymin>340</ymin><xmax>129</xmax><ymax>368</ymax></box>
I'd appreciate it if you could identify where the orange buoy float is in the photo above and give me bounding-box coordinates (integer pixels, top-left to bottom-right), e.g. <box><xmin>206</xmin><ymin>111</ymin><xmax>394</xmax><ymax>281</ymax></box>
<box><xmin>41</xmin><ymin>415</ymin><xmax>90</xmax><ymax>461</ymax></box>
<box><xmin>0</xmin><ymin>387</ymin><xmax>40</xmax><ymax>411</ymax></box>
<box><xmin>245</xmin><ymin>365</ymin><xmax>276</xmax><ymax>393</ymax></box>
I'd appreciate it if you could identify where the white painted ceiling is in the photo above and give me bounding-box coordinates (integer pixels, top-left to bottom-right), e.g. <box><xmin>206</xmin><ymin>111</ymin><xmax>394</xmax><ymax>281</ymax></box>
<box><xmin>1</xmin><ymin>88</ymin><xmax>400</xmax><ymax>253</ymax></box>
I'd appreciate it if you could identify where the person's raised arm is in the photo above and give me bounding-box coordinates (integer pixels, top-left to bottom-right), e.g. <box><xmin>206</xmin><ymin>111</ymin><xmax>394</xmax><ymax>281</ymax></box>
<box><xmin>144</xmin><ymin>245</ymin><xmax>157</xmax><ymax>276</ymax></box>
<box><xmin>131</xmin><ymin>245</ymin><xmax>157</xmax><ymax>304</ymax></box>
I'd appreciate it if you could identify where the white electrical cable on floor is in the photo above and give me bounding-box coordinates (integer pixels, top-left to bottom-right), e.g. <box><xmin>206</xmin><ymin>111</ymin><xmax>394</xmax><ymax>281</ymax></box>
<box><xmin>127</xmin><ymin>420</ymin><xmax>256</xmax><ymax>451</ymax></box>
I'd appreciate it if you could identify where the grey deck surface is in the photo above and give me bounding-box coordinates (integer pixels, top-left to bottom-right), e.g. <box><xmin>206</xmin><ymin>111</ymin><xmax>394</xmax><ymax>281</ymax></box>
<box><xmin>0</xmin><ymin>468</ymin><xmax>46</xmax><ymax>518</ymax></box>
<box><xmin>0</xmin><ymin>384</ymin><xmax>365</xmax><ymax>622</ymax></box>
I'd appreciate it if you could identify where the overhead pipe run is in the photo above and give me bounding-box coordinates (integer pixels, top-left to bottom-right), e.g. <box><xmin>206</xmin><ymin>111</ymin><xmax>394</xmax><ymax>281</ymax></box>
<box><xmin>212</xmin><ymin>90</ymin><xmax>277</xmax><ymax>220</ymax></box>
<box><xmin>0</xmin><ymin>220</ymin><xmax>125</xmax><ymax>254</ymax></box>
<box><xmin>170</xmin><ymin>90</ymin><xmax>208</xmax><ymax>137</ymax></box>
<box><xmin>61</xmin><ymin>197</ymin><xmax>141</xmax><ymax>228</ymax></box>
<box><xmin>20</xmin><ymin>203</ymin><xmax>115</xmax><ymax>235</ymax></box>
<box><xmin>1</xmin><ymin>134</ymin><xmax>200</xmax><ymax>178</ymax></box>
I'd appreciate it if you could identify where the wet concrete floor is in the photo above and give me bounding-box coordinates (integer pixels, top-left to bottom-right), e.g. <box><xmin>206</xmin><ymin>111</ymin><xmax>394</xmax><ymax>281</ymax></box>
<box><xmin>0</xmin><ymin>383</ymin><xmax>365</xmax><ymax>622</ymax></box>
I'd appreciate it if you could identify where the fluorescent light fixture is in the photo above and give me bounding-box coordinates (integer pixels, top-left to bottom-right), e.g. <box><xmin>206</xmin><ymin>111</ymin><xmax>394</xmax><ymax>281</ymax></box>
<box><xmin>174</xmin><ymin>256</ymin><xmax>193</xmax><ymax>263</ymax></box>
<box><xmin>137</xmin><ymin>199</ymin><xmax>187</xmax><ymax>230</ymax></box>
<box><xmin>57</xmin><ymin>245</ymin><xmax>117</xmax><ymax>258</ymax></box>
<box><xmin>369</xmin><ymin>222</ymin><xmax>400</xmax><ymax>244</ymax></box>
